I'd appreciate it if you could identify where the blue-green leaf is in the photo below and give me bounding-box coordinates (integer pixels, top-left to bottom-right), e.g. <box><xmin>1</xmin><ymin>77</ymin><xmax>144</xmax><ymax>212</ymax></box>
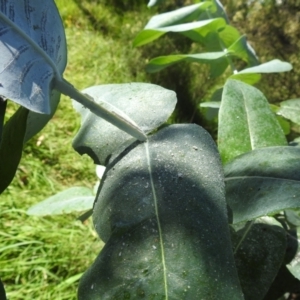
<box><xmin>232</xmin><ymin>222</ymin><xmax>286</xmax><ymax>299</ymax></box>
<box><xmin>79</xmin><ymin>125</ymin><xmax>244</xmax><ymax>299</ymax></box>
<box><xmin>0</xmin><ymin>0</ymin><xmax>67</xmax><ymax>114</ymax></box>
<box><xmin>27</xmin><ymin>187</ymin><xmax>94</xmax><ymax>216</ymax></box>
<box><xmin>134</xmin><ymin>18</ymin><xmax>225</xmax><ymax>47</ymax></box>
<box><xmin>238</xmin><ymin>59</ymin><xmax>292</xmax><ymax>74</ymax></box>
<box><xmin>218</xmin><ymin>79</ymin><xmax>287</xmax><ymax>163</ymax></box>
<box><xmin>146</xmin><ymin>52</ymin><xmax>227</xmax><ymax>73</ymax></box>
<box><xmin>73</xmin><ymin>83</ymin><xmax>177</xmax><ymax>165</ymax></box>
<box><xmin>278</xmin><ymin>99</ymin><xmax>300</xmax><ymax>125</ymax></box>
<box><xmin>225</xmin><ymin>146</ymin><xmax>300</xmax><ymax>224</ymax></box>
<box><xmin>145</xmin><ymin>2</ymin><xmax>212</xmax><ymax>27</ymax></box>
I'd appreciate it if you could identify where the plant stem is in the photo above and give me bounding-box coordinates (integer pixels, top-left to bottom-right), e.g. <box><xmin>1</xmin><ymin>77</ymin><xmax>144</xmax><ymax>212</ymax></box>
<box><xmin>54</xmin><ymin>78</ymin><xmax>147</xmax><ymax>142</ymax></box>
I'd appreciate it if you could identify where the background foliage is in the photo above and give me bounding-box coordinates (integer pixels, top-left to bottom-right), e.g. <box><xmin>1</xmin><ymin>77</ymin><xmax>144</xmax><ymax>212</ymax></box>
<box><xmin>1</xmin><ymin>0</ymin><xmax>299</xmax><ymax>299</ymax></box>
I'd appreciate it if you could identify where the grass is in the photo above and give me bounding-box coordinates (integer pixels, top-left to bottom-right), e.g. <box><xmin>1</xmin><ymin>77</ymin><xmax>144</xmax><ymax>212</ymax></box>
<box><xmin>1</xmin><ymin>1</ymin><xmax>153</xmax><ymax>299</ymax></box>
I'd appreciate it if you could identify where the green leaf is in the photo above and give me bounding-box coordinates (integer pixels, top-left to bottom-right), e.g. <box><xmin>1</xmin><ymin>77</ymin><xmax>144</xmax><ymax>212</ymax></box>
<box><xmin>232</xmin><ymin>222</ymin><xmax>286</xmax><ymax>300</ymax></box>
<box><xmin>147</xmin><ymin>0</ymin><xmax>164</xmax><ymax>7</ymax></box>
<box><xmin>0</xmin><ymin>106</ymin><xmax>28</xmax><ymax>194</ymax></box>
<box><xmin>73</xmin><ymin>83</ymin><xmax>177</xmax><ymax>165</ymax></box>
<box><xmin>146</xmin><ymin>52</ymin><xmax>227</xmax><ymax>73</ymax></box>
<box><xmin>224</xmin><ymin>146</ymin><xmax>300</xmax><ymax>224</ymax></box>
<box><xmin>145</xmin><ymin>2</ymin><xmax>212</xmax><ymax>28</ymax></box>
<box><xmin>0</xmin><ymin>0</ymin><xmax>67</xmax><ymax>114</ymax></box>
<box><xmin>218</xmin><ymin>79</ymin><xmax>287</xmax><ymax>164</ymax></box>
<box><xmin>133</xmin><ymin>18</ymin><xmax>226</xmax><ymax>47</ymax></box>
<box><xmin>278</xmin><ymin>99</ymin><xmax>300</xmax><ymax>125</ymax></box>
<box><xmin>264</xmin><ymin>266</ymin><xmax>299</xmax><ymax>299</ymax></box>
<box><xmin>238</xmin><ymin>59</ymin><xmax>292</xmax><ymax>74</ymax></box>
<box><xmin>0</xmin><ymin>98</ymin><xmax>6</xmax><ymax>145</ymax></box>
<box><xmin>24</xmin><ymin>84</ymin><xmax>61</xmax><ymax>143</ymax></box>
<box><xmin>79</xmin><ymin>125</ymin><xmax>244</xmax><ymax>299</ymax></box>
<box><xmin>27</xmin><ymin>187</ymin><xmax>94</xmax><ymax>216</ymax></box>
<box><xmin>287</xmin><ymin>227</ymin><xmax>300</xmax><ymax>279</ymax></box>
<box><xmin>229</xmin><ymin>73</ymin><xmax>262</xmax><ymax>85</ymax></box>
<box><xmin>200</xmin><ymin>101</ymin><xmax>221</xmax><ymax>108</ymax></box>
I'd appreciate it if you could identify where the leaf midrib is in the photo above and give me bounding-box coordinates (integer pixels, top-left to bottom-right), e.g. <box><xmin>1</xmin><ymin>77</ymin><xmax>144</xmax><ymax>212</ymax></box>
<box><xmin>145</xmin><ymin>140</ymin><xmax>168</xmax><ymax>299</ymax></box>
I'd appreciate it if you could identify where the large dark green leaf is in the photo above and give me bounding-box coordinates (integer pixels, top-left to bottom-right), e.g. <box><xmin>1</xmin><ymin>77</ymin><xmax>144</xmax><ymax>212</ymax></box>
<box><xmin>218</xmin><ymin>79</ymin><xmax>287</xmax><ymax>164</ymax></box>
<box><xmin>225</xmin><ymin>146</ymin><xmax>300</xmax><ymax>224</ymax></box>
<box><xmin>73</xmin><ymin>83</ymin><xmax>176</xmax><ymax>165</ymax></box>
<box><xmin>78</xmin><ymin>125</ymin><xmax>244</xmax><ymax>299</ymax></box>
<box><xmin>0</xmin><ymin>107</ymin><xmax>28</xmax><ymax>194</ymax></box>
<box><xmin>232</xmin><ymin>222</ymin><xmax>286</xmax><ymax>300</ymax></box>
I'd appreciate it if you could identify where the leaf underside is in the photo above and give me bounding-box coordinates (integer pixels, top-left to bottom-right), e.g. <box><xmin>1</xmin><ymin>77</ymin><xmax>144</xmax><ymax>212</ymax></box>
<box><xmin>0</xmin><ymin>0</ymin><xmax>67</xmax><ymax>114</ymax></box>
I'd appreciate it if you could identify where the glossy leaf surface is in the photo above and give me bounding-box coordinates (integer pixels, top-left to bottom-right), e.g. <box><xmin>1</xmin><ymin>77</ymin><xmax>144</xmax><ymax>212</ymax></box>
<box><xmin>232</xmin><ymin>223</ymin><xmax>286</xmax><ymax>300</ymax></box>
<box><xmin>225</xmin><ymin>146</ymin><xmax>300</xmax><ymax>224</ymax></box>
<box><xmin>73</xmin><ymin>83</ymin><xmax>176</xmax><ymax>165</ymax></box>
<box><xmin>278</xmin><ymin>99</ymin><xmax>300</xmax><ymax>125</ymax></box>
<box><xmin>0</xmin><ymin>0</ymin><xmax>67</xmax><ymax>114</ymax></box>
<box><xmin>79</xmin><ymin>125</ymin><xmax>243</xmax><ymax>299</ymax></box>
<box><xmin>218</xmin><ymin>79</ymin><xmax>286</xmax><ymax>163</ymax></box>
<box><xmin>27</xmin><ymin>187</ymin><xmax>94</xmax><ymax>216</ymax></box>
<box><xmin>0</xmin><ymin>107</ymin><xmax>28</xmax><ymax>194</ymax></box>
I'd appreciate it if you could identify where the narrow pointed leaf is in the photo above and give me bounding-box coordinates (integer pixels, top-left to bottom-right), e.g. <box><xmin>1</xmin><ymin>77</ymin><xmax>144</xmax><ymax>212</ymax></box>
<box><xmin>229</xmin><ymin>73</ymin><xmax>261</xmax><ymax>85</ymax></box>
<box><xmin>232</xmin><ymin>223</ymin><xmax>286</xmax><ymax>300</ymax></box>
<box><xmin>27</xmin><ymin>187</ymin><xmax>94</xmax><ymax>216</ymax></box>
<box><xmin>0</xmin><ymin>106</ymin><xmax>28</xmax><ymax>194</ymax></box>
<box><xmin>238</xmin><ymin>59</ymin><xmax>292</xmax><ymax>74</ymax></box>
<box><xmin>218</xmin><ymin>79</ymin><xmax>287</xmax><ymax>163</ymax></box>
<box><xmin>0</xmin><ymin>0</ymin><xmax>67</xmax><ymax>113</ymax></box>
<box><xmin>200</xmin><ymin>102</ymin><xmax>221</xmax><ymax>108</ymax></box>
<box><xmin>79</xmin><ymin>125</ymin><xmax>243</xmax><ymax>299</ymax></box>
<box><xmin>225</xmin><ymin>146</ymin><xmax>300</xmax><ymax>224</ymax></box>
<box><xmin>73</xmin><ymin>83</ymin><xmax>176</xmax><ymax>165</ymax></box>
<box><xmin>134</xmin><ymin>18</ymin><xmax>225</xmax><ymax>47</ymax></box>
<box><xmin>278</xmin><ymin>99</ymin><xmax>300</xmax><ymax>125</ymax></box>
<box><xmin>147</xmin><ymin>0</ymin><xmax>164</xmax><ymax>7</ymax></box>
<box><xmin>146</xmin><ymin>52</ymin><xmax>227</xmax><ymax>73</ymax></box>
<box><xmin>145</xmin><ymin>3</ymin><xmax>213</xmax><ymax>28</ymax></box>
